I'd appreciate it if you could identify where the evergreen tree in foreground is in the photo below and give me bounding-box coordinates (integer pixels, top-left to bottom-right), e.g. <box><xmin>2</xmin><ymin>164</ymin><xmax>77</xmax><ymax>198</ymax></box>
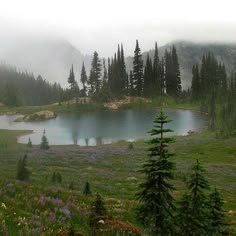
<box><xmin>16</xmin><ymin>154</ymin><xmax>30</xmax><ymax>181</ymax></box>
<box><xmin>83</xmin><ymin>181</ymin><xmax>92</xmax><ymax>195</ymax></box>
<box><xmin>40</xmin><ymin>130</ymin><xmax>49</xmax><ymax>150</ymax></box>
<box><xmin>136</xmin><ymin>111</ymin><xmax>175</xmax><ymax>235</ymax></box>
<box><xmin>177</xmin><ymin>159</ymin><xmax>210</xmax><ymax>235</ymax></box>
<box><xmin>208</xmin><ymin>188</ymin><xmax>227</xmax><ymax>235</ymax></box>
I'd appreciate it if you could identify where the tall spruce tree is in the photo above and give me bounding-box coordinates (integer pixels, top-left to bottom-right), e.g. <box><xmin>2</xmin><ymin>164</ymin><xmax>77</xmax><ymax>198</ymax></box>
<box><xmin>165</xmin><ymin>46</ymin><xmax>182</xmax><ymax>96</ymax></box>
<box><xmin>143</xmin><ymin>54</ymin><xmax>153</xmax><ymax>97</ymax></box>
<box><xmin>40</xmin><ymin>129</ymin><xmax>49</xmax><ymax>150</ymax></box>
<box><xmin>209</xmin><ymin>92</ymin><xmax>216</xmax><ymax>131</ymax></box>
<box><xmin>16</xmin><ymin>154</ymin><xmax>30</xmax><ymax>181</ymax></box>
<box><xmin>3</xmin><ymin>83</ymin><xmax>20</xmax><ymax>106</ymax></box>
<box><xmin>191</xmin><ymin>64</ymin><xmax>200</xmax><ymax>100</ymax></box>
<box><xmin>80</xmin><ymin>62</ymin><xmax>88</xmax><ymax>97</ymax></box>
<box><xmin>208</xmin><ymin>188</ymin><xmax>227</xmax><ymax>235</ymax></box>
<box><xmin>132</xmin><ymin>40</ymin><xmax>143</xmax><ymax>96</ymax></box>
<box><xmin>108</xmin><ymin>44</ymin><xmax>127</xmax><ymax>97</ymax></box>
<box><xmin>153</xmin><ymin>42</ymin><xmax>161</xmax><ymax>95</ymax></box>
<box><xmin>136</xmin><ymin>111</ymin><xmax>175</xmax><ymax>235</ymax></box>
<box><xmin>88</xmin><ymin>51</ymin><xmax>102</xmax><ymax>96</ymax></box>
<box><xmin>68</xmin><ymin>64</ymin><xmax>76</xmax><ymax>93</ymax></box>
<box><xmin>160</xmin><ymin>57</ymin><xmax>165</xmax><ymax>94</ymax></box>
<box><xmin>177</xmin><ymin>159</ymin><xmax>210</xmax><ymax>236</ymax></box>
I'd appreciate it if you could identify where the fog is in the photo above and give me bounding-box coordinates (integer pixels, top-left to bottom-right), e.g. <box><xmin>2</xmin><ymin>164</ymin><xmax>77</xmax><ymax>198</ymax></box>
<box><xmin>0</xmin><ymin>0</ymin><xmax>236</xmax><ymax>86</ymax></box>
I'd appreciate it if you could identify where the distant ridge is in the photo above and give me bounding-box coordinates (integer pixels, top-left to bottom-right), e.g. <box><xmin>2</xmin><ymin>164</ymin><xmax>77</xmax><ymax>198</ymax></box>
<box><xmin>125</xmin><ymin>41</ymin><xmax>236</xmax><ymax>89</ymax></box>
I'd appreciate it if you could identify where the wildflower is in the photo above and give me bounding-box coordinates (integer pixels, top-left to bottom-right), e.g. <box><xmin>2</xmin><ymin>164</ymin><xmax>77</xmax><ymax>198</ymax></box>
<box><xmin>1</xmin><ymin>203</ymin><xmax>7</xmax><ymax>209</ymax></box>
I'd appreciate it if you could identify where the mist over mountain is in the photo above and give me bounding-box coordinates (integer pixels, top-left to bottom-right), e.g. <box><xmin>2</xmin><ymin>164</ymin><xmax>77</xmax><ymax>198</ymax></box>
<box><xmin>126</xmin><ymin>41</ymin><xmax>236</xmax><ymax>89</ymax></box>
<box><xmin>0</xmin><ymin>35</ymin><xmax>92</xmax><ymax>87</ymax></box>
<box><xmin>1</xmin><ymin>35</ymin><xmax>236</xmax><ymax>90</ymax></box>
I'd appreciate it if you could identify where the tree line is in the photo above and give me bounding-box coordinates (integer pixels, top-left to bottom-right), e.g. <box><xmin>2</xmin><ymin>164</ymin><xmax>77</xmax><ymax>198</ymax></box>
<box><xmin>66</xmin><ymin>40</ymin><xmax>182</xmax><ymax>101</ymax></box>
<box><xmin>0</xmin><ymin>64</ymin><xmax>63</xmax><ymax>106</ymax></box>
<box><xmin>191</xmin><ymin>52</ymin><xmax>236</xmax><ymax>136</ymax></box>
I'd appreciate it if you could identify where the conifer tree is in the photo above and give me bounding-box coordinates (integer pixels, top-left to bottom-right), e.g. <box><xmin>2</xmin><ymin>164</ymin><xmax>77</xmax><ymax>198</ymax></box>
<box><xmin>153</xmin><ymin>42</ymin><xmax>161</xmax><ymax>95</ymax></box>
<box><xmin>191</xmin><ymin>64</ymin><xmax>200</xmax><ymax>100</ymax></box>
<box><xmin>133</xmin><ymin>40</ymin><xmax>143</xmax><ymax>96</ymax></box>
<box><xmin>136</xmin><ymin>111</ymin><xmax>176</xmax><ymax>235</ymax></box>
<box><xmin>40</xmin><ymin>129</ymin><xmax>49</xmax><ymax>150</ymax></box>
<box><xmin>27</xmin><ymin>138</ymin><xmax>32</xmax><ymax>147</ymax></box>
<box><xmin>165</xmin><ymin>45</ymin><xmax>182</xmax><ymax>96</ymax></box>
<box><xmin>177</xmin><ymin>159</ymin><xmax>210</xmax><ymax>235</ymax></box>
<box><xmin>68</xmin><ymin>64</ymin><xmax>76</xmax><ymax>92</ymax></box>
<box><xmin>4</xmin><ymin>83</ymin><xmax>20</xmax><ymax>106</ymax></box>
<box><xmin>16</xmin><ymin>154</ymin><xmax>30</xmax><ymax>181</ymax></box>
<box><xmin>208</xmin><ymin>188</ymin><xmax>227</xmax><ymax>235</ymax></box>
<box><xmin>92</xmin><ymin>193</ymin><xmax>106</xmax><ymax>216</ymax></box>
<box><xmin>129</xmin><ymin>70</ymin><xmax>134</xmax><ymax>96</ymax></box>
<box><xmin>143</xmin><ymin>54</ymin><xmax>153</xmax><ymax>97</ymax></box>
<box><xmin>80</xmin><ymin>62</ymin><xmax>88</xmax><ymax>97</ymax></box>
<box><xmin>102</xmin><ymin>59</ymin><xmax>108</xmax><ymax>81</ymax></box>
<box><xmin>160</xmin><ymin>57</ymin><xmax>165</xmax><ymax>94</ymax></box>
<box><xmin>83</xmin><ymin>181</ymin><xmax>92</xmax><ymax>195</ymax></box>
<box><xmin>209</xmin><ymin>92</ymin><xmax>216</xmax><ymax>131</ymax></box>
<box><xmin>88</xmin><ymin>51</ymin><xmax>102</xmax><ymax>96</ymax></box>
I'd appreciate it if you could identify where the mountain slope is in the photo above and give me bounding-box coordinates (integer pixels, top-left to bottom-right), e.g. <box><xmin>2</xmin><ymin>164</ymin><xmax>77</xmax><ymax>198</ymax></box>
<box><xmin>0</xmin><ymin>37</ymin><xmax>92</xmax><ymax>87</ymax></box>
<box><xmin>125</xmin><ymin>41</ymin><xmax>236</xmax><ymax>89</ymax></box>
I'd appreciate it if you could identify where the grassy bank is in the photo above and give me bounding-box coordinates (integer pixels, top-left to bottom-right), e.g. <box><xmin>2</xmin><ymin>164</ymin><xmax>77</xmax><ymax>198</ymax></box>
<box><xmin>0</xmin><ymin>129</ymin><xmax>235</xmax><ymax>234</ymax></box>
<box><xmin>0</xmin><ymin>96</ymin><xmax>202</xmax><ymax>115</ymax></box>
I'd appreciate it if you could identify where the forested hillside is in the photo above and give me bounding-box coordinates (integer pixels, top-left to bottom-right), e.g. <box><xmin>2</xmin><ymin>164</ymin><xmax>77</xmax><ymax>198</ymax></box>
<box><xmin>126</xmin><ymin>41</ymin><xmax>236</xmax><ymax>89</ymax></box>
<box><xmin>0</xmin><ymin>64</ymin><xmax>63</xmax><ymax>106</ymax></box>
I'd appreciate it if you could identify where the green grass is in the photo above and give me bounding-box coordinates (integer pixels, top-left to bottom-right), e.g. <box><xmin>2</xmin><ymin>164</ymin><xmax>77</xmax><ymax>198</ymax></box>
<box><xmin>0</xmin><ymin>95</ymin><xmax>201</xmax><ymax>115</ymax></box>
<box><xmin>0</xmin><ymin>129</ymin><xmax>235</xmax><ymax>234</ymax></box>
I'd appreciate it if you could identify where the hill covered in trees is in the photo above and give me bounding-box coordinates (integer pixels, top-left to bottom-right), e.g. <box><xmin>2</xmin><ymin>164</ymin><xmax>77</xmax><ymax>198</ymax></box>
<box><xmin>126</xmin><ymin>41</ymin><xmax>236</xmax><ymax>89</ymax></box>
<box><xmin>0</xmin><ymin>64</ymin><xmax>63</xmax><ymax>106</ymax></box>
<box><xmin>1</xmin><ymin>37</ymin><xmax>236</xmax><ymax>90</ymax></box>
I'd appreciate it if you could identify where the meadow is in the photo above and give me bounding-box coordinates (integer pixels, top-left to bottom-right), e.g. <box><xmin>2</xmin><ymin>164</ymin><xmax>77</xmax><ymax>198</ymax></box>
<box><xmin>0</xmin><ymin>128</ymin><xmax>235</xmax><ymax>235</ymax></box>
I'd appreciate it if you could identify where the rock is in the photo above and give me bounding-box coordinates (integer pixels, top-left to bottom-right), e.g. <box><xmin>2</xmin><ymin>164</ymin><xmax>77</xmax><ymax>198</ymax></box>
<box><xmin>15</xmin><ymin>110</ymin><xmax>57</xmax><ymax>122</ymax></box>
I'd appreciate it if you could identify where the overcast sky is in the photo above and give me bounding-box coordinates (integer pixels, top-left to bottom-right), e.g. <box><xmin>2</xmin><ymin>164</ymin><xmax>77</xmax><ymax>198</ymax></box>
<box><xmin>1</xmin><ymin>0</ymin><xmax>236</xmax><ymax>56</ymax></box>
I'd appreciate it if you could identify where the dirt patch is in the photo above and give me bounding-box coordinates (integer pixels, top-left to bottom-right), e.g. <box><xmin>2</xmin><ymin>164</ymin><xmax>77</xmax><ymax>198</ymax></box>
<box><xmin>104</xmin><ymin>96</ymin><xmax>151</xmax><ymax>109</ymax></box>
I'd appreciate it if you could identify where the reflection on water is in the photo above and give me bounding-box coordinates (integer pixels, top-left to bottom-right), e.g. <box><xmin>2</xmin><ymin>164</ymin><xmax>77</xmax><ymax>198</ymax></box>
<box><xmin>0</xmin><ymin>109</ymin><xmax>208</xmax><ymax>146</ymax></box>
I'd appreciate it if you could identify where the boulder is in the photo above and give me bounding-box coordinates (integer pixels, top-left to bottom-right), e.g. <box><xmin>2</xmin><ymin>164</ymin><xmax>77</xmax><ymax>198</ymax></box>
<box><xmin>15</xmin><ymin>110</ymin><xmax>57</xmax><ymax>122</ymax></box>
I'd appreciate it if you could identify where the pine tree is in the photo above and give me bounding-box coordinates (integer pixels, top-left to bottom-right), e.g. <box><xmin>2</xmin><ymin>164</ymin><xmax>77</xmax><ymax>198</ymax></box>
<box><xmin>27</xmin><ymin>138</ymin><xmax>32</xmax><ymax>147</ymax></box>
<box><xmin>153</xmin><ymin>42</ymin><xmax>161</xmax><ymax>95</ymax></box>
<box><xmin>16</xmin><ymin>154</ymin><xmax>30</xmax><ymax>181</ymax></box>
<box><xmin>40</xmin><ymin>130</ymin><xmax>49</xmax><ymax>150</ymax></box>
<box><xmin>102</xmin><ymin>59</ymin><xmax>108</xmax><ymax>81</ymax></box>
<box><xmin>160</xmin><ymin>57</ymin><xmax>165</xmax><ymax>94</ymax></box>
<box><xmin>165</xmin><ymin>45</ymin><xmax>182</xmax><ymax>96</ymax></box>
<box><xmin>177</xmin><ymin>159</ymin><xmax>210</xmax><ymax>235</ymax></box>
<box><xmin>129</xmin><ymin>70</ymin><xmax>134</xmax><ymax>96</ymax></box>
<box><xmin>89</xmin><ymin>193</ymin><xmax>107</xmax><ymax>234</ymax></box>
<box><xmin>143</xmin><ymin>54</ymin><xmax>153</xmax><ymax>97</ymax></box>
<box><xmin>172</xmin><ymin>45</ymin><xmax>182</xmax><ymax>95</ymax></box>
<box><xmin>3</xmin><ymin>83</ymin><xmax>20</xmax><ymax>106</ymax></box>
<box><xmin>191</xmin><ymin>64</ymin><xmax>200</xmax><ymax>100</ymax></box>
<box><xmin>92</xmin><ymin>193</ymin><xmax>107</xmax><ymax>216</ymax></box>
<box><xmin>88</xmin><ymin>51</ymin><xmax>102</xmax><ymax>96</ymax></box>
<box><xmin>80</xmin><ymin>62</ymin><xmax>88</xmax><ymax>97</ymax></box>
<box><xmin>208</xmin><ymin>188</ymin><xmax>227</xmax><ymax>235</ymax></box>
<box><xmin>209</xmin><ymin>92</ymin><xmax>216</xmax><ymax>131</ymax></box>
<box><xmin>68</xmin><ymin>64</ymin><xmax>76</xmax><ymax>92</ymax></box>
<box><xmin>136</xmin><ymin>111</ymin><xmax>176</xmax><ymax>235</ymax></box>
<box><xmin>133</xmin><ymin>40</ymin><xmax>143</xmax><ymax>96</ymax></box>
<box><xmin>83</xmin><ymin>181</ymin><xmax>92</xmax><ymax>195</ymax></box>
